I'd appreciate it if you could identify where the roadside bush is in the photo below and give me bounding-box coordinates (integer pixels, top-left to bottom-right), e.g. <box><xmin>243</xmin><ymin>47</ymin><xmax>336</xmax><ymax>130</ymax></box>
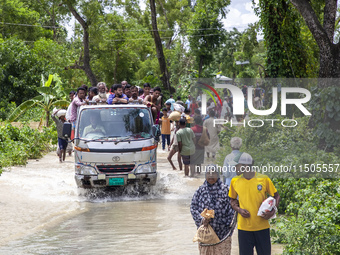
<box><xmin>217</xmin><ymin>116</ymin><xmax>340</xmax><ymax>211</ymax></box>
<box><xmin>217</xmin><ymin>116</ymin><xmax>340</xmax><ymax>253</ymax></box>
<box><xmin>0</xmin><ymin>123</ymin><xmax>56</xmax><ymax>173</ymax></box>
<box><xmin>273</xmin><ymin>180</ymin><xmax>340</xmax><ymax>254</ymax></box>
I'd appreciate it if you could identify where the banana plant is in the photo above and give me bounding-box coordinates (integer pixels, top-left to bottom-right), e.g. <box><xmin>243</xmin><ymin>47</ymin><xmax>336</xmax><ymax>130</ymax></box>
<box><xmin>8</xmin><ymin>74</ymin><xmax>70</xmax><ymax>127</ymax></box>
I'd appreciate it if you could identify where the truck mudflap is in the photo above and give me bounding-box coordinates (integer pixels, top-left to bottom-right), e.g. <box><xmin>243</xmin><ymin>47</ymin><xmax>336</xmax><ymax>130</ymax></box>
<box><xmin>75</xmin><ymin>172</ymin><xmax>157</xmax><ymax>189</ymax></box>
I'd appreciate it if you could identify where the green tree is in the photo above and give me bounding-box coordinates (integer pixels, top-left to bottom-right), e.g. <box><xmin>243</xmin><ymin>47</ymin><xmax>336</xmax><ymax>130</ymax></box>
<box><xmin>0</xmin><ymin>38</ymin><xmax>46</xmax><ymax>106</ymax></box>
<box><xmin>188</xmin><ymin>0</ymin><xmax>230</xmax><ymax>77</ymax></box>
<box><xmin>254</xmin><ymin>0</ymin><xmax>312</xmax><ymax>78</ymax></box>
<box><xmin>289</xmin><ymin>0</ymin><xmax>340</xmax><ymax>150</ymax></box>
<box><xmin>21</xmin><ymin>0</ymin><xmax>71</xmax><ymax>41</ymax></box>
<box><xmin>8</xmin><ymin>74</ymin><xmax>69</xmax><ymax>127</ymax></box>
<box><xmin>61</xmin><ymin>0</ymin><xmax>100</xmax><ymax>87</ymax></box>
<box><xmin>0</xmin><ymin>0</ymin><xmax>50</xmax><ymax>40</ymax></box>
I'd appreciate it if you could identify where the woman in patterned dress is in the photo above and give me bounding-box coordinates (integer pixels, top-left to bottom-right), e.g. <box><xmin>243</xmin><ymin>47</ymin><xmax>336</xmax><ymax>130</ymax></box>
<box><xmin>190</xmin><ymin>167</ymin><xmax>235</xmax><ymax>255</ymax></box>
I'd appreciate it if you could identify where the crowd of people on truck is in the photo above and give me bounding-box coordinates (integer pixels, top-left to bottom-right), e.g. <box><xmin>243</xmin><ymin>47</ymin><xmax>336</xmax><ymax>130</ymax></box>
<box><xmin>51</xmin><ymin>79</ymin><xmax>279</xmax><ymax>254</ymax></box>
<box><xmin>52</xmin><ymin>80</ymin><xmax>266</xmax><ymax>166</ymax></box>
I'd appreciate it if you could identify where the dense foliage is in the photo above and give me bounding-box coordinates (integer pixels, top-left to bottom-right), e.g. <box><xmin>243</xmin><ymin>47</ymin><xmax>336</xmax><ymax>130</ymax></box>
<box><xmin>273</xmin><ymin>179</ymin><xmax>340</xmax><ymax>254</ymax></box>
<box><xmin>0</xmin><ymin>123</ymin><xmax>57</xmax><ymax>173</ymax></box>
<box><xmin>217</xmin><ymin>116</ymin><xmax>340</xmax><ymax>253</ymax></box>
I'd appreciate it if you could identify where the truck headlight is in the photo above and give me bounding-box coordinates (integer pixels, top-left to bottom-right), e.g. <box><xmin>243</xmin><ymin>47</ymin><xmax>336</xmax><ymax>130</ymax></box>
<box><xmin>77</xmin><ymin>165</ymin><xmax>97</xmax><ymax>175</ymax></box>
<box><xmin>135</xmin><ymin>164</ymin><xmax>152</xmax><ymax>174</ymax></box>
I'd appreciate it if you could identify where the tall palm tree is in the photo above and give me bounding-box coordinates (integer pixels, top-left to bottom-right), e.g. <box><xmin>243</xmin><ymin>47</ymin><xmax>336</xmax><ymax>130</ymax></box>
<box><xmin>8</xmin><ymin>74</ymin><xmax>69</xmax><ymax>127</ymax></box>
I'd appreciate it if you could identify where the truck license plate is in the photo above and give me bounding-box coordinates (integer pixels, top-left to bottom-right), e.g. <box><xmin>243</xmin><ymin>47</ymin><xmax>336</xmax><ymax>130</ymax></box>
<box><xmin>109</xmin><ymin>178</ymin><xmax>124</xmax><ymax>186</ymax></box>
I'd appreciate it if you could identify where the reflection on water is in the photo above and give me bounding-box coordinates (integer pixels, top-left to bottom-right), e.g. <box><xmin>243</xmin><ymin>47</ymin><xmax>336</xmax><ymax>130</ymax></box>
<box><xmin>1</xmin><ymin>199</ymin><xmax>199</xmax><ymax>255</ymax></box>
<box><xmin>0</xmin><ymin>150</ymin><xmax>283</xmax><ymax>255</ymax></box>
<box><xmin>0</xmin><ymin>151</ymin><xmax>202</xmax><ymax>255</ymax></box>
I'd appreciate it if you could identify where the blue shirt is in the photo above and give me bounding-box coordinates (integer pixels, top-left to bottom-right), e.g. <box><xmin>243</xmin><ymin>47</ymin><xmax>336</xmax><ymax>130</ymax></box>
<box><xmin>107</xmin><ymin>93</ymin><xmax>129</xmax><ymax>104</ymax></box>
<box><xmin>165</xmin><ymin>98</ymin><xmax>175</xmax><ymax>111</ymax></box>
<box><xmin>185</xmin><ymin>99</ymin><xmax>191</xmax><ymax>109</ymax></box>
<box><xmin>223</xmin><ymin>150</ymin><xmax>241</xmax><ymax>187</ymax></box>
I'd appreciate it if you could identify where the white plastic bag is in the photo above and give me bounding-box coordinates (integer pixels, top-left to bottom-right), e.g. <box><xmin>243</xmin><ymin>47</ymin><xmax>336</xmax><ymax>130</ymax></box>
<box><xmin>173</xmin><ymin>103</ymin><xmax>185</xmax><ymax>113</ymax></box>
<box><xmin>257</xmin><ymin>197</ymin><xmax>276</xmax><ymax>219</ymax></box>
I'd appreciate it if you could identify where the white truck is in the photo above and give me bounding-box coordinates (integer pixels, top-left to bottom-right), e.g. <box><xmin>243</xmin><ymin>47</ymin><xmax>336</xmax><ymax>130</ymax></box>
<box><xmin>63</xmin><ymin>104</ymin><xmax>160</xmax><ymax>189</ymax></box>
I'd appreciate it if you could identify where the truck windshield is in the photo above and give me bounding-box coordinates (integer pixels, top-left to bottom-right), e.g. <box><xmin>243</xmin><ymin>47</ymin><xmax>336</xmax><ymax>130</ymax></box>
<box><xmin>77</xmin><ymin>108</ymin><xmax>153</xmax><ymax>140</ymax></box>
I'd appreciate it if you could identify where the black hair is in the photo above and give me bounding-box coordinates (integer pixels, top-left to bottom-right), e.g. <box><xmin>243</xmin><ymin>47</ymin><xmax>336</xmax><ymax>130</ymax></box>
<box><xmin>165</xmin><ymin>102</ymin><xmax>171</xmax><ymax>105</ymax></box>
<box><xmin>111</xmin><ymin>84</ymin><xmax>121</xmax><ymax>91</ymax></box>
<box><xmin>194</xmin><ymin>109</ymin><xmax>201</xmax><ymax>115</ymax></box>
<box><xmin>125</xmin><ymin>84</ymin><xmax>132</xmax><ymax>89</ymax></box>
<box><xmin>89</xmin><ymin>87</ymin><xmax>98</xmax><ymax>95</ymax></box>
<box><xmin>138</xmin><ymin>88</ymin><xmax>144</xmax><ymax>96</ymax></box>
<box><xmin>154</xmin><ymin>86</ymin><xmax>161</xmax><ymax>92</ymax></box>
<box><xmin>81</xmin><ymin>84</ymin><xmax>88</xmax><ymax>91</ymax></box>
<box><xmin>115</xmin><ymin>84</ymin><xmax>123</xmax><ymax>89</ymax></box>
<box><xmin>177</xmin><ymin>96</ymin><xmax>181</xmax><ymax>100</ymax></box>
<box><xmin>170</xmin><ymin>94</ymin><xmax>173</xmax><ymax>98</ymax></box>
<box><xmin>179</xmin><ymin>118</ymin><xmax>186</xmax><ymax>125</ymax></box>
<box><xmin>184</xmin><ymin>108</ymin><xmax>190</xmax><ymax>114</ymax></box>
<box><xmin>143</xmin><ymin>83</ymin><xmax>151</xmax><ymax>88</ymax></box>
<box><xmin>69</xmin><ymin>90</ymin><xmax>76</xmax><ymax>95</ymax></box>
<box><xmin>209</xmin><ymin>110</ymin><xmax>216</xmax><ymax>117</ymax></box>
<box><xmin>77</xmin><ymin>87</ymin><xmax>86</xmax><ymax>93</ymax></box>
<box><xmin>162</xmin><ymin>108</ymin><xmax>167</xmax><ymax>112</ymax></box>
<box><xmin>194</xmin><ymin>115</ymin><xmax>203</xmax><ymax>125</ymax></box>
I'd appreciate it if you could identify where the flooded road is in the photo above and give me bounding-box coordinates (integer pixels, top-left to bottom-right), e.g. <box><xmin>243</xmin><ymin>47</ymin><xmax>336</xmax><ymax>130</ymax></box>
<box><xmin>0</xmin><ymin>149</ymin><xmax>282</xmax><ymax>254</ymax></box>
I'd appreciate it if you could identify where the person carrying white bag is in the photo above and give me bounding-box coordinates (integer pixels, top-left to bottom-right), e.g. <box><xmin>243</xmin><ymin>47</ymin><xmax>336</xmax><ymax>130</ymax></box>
<box><xmin>228</xmin><ymin>152</ymin><xmax>280</xmax><ymax>255</ymax></box>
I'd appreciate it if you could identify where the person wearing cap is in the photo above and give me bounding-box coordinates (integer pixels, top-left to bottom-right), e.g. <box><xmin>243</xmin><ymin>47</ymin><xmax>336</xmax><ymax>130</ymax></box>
<box><xmin>52</xmin><ymin>109</ymin><xmax>68</xmax><ymax>162</ymax></box>
<box><xmin>190</xmin><ymin>166</ymin><xmax>235</xmax><ymax>254</ymax></box>
<box><xmin>223</xmin><ymin>137</ymin><xmax>243</xmax><ymax>187</ymax></box>
<box><xmin>228</xmin><ymin>153</ymin><xmax>280</xmax><ymax>255</ymax></box>
<box><xmin>176</xmin><ymin>118</ymin><xmax>195</xmax><ymax>176</ymax></box>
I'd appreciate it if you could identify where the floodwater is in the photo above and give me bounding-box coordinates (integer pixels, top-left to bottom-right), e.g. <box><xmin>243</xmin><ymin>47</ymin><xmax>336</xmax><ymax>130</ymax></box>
<box><xmin>0</xmin><ymin>149</ymin><xmax>282</xmax><ymax>255</ymax></box>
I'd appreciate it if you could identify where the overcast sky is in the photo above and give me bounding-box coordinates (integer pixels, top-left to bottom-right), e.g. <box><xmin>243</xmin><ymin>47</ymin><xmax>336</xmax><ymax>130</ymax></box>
<box><xmin>223</xmin><ymin>0</ymin><xmax>259</xmax><ymax>31</ymax></box>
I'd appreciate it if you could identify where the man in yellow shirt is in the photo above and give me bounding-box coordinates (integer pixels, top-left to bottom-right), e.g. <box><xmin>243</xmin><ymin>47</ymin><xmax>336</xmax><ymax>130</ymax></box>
<box><xmin>228</xmin><ymin>153</ymin><xmax>280</xmax><ymax>255</ymax></box>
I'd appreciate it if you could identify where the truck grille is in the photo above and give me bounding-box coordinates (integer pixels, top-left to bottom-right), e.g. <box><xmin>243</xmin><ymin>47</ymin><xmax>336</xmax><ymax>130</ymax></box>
<box><xmin>96</xmin><ymin>164</ymin><xmax>135</xmax><ymax>173</ymax></box>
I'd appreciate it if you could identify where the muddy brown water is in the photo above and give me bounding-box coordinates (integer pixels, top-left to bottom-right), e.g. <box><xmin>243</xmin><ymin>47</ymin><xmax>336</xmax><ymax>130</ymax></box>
<box><xmin>0</xmin><ymin>149</ymin><xmax>282</xmax><ymax>254</ymax></box>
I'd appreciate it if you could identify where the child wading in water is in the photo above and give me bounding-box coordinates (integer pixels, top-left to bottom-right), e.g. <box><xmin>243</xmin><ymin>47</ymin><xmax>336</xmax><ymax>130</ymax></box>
<box><xmin>52</xmin><ymin>109</ymin><xmax>68</xmax><ymax>162</ymax></box>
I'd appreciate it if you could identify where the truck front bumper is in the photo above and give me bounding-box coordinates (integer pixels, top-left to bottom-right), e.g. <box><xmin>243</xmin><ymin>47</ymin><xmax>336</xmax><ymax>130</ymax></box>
<box><xmin>75</xmin><ymin>172</ymin><xmax>157</xmax><ymax>189</ymax></box>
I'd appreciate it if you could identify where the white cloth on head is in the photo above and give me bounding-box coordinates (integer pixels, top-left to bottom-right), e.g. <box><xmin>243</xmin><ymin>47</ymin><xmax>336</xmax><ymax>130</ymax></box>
<box><xmin>203</xmin><ymin>117</ymin><xmax>221</xmax><ymax>155</ymax></box>
<box><xmin>56</xmin><ymin>109</ymin><xmax>67</xmax><ymax>117</ymax></box>
<box><xmin>220</xmin><ymin>100</ymin><xmax>231</xmax><ymax>118</ymax></box>
<box><xmin>173</xmin><ymin>103</ymin><xmax>185</xmax><ymax>113</ymax></box>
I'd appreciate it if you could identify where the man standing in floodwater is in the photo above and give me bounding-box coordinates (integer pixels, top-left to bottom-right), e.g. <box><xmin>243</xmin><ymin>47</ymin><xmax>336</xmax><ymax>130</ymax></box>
<box><xmin>223</xmin><ymin>137</ymin><xmax>243</xmax><ymax>187</ymax></box>
<box><xmin>176</xmin><ymin>118</ymin><xmax>195</xmax><ymax>177</ymax></box>
<box><xmin>229</xmin><ymin>153</ymin><xmax>280</xmax><ymax>255</ymax></box>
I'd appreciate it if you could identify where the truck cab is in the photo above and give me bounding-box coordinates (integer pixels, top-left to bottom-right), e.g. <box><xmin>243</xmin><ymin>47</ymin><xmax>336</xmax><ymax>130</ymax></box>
<box><xmin>65</xmin><ymin>104</ymin><xmax>159</xmax><ymax>189</ymax></box>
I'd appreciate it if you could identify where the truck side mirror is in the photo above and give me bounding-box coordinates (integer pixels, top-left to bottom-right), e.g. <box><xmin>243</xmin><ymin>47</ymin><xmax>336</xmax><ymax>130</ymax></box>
<box><xmin>151</xmin><ymin>124</ymin><xmax>160</xmax><ymax>142</ymax></box>
<box><xmin>63</xmin><ymin>122</ymin><xmax>72</xmax><ymax>139</ymax></box>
